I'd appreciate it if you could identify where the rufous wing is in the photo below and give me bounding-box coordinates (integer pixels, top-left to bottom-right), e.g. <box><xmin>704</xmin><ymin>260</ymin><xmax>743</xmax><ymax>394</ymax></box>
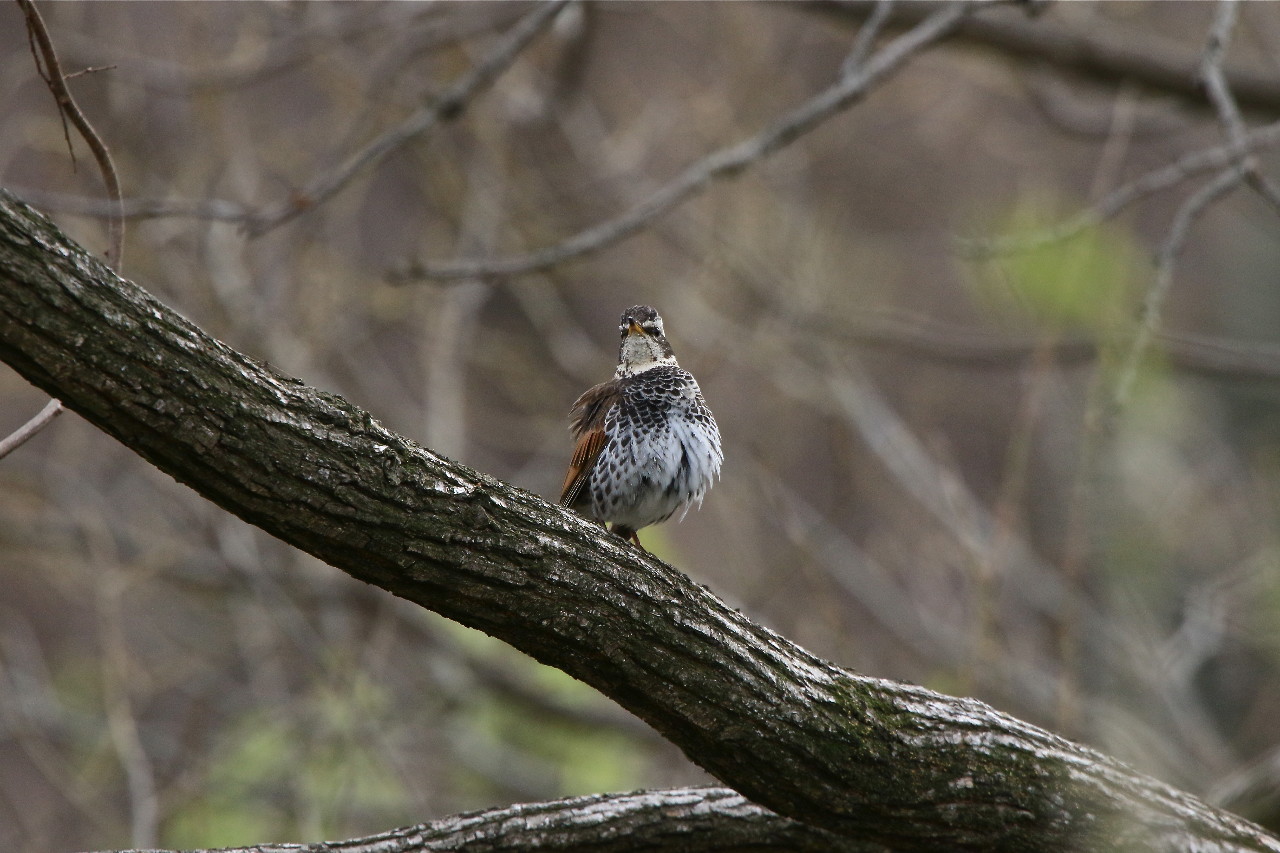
<box><xmin>559</xmin><ymin>380</ymin><xmax>621</xmax><ymax>509</ymax></box>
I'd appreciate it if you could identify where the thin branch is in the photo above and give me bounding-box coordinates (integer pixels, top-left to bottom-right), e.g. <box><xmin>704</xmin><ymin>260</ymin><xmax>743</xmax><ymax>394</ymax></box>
<box><xmin>242</xmin><ymin>0</ymin><xmax>570</xmax><ymax>237</ymax></box>
<box><xmin>1212</xmin><ymin>744</ymin><xmax>1280</xmax><ymax>814</ymax></box>
<box><xmin>1203</xmin><ymin>0</ymin><xmax>1247</xmax><ymax>150</ymax></box>
<box><xmin>52</xmin><ymin>5</ymin><xmax>458</xmax><ymax>95</ymax></box>
<box><xmin>1113</xmin><ymin>165</ymin><xmax>1247</xmax><ymax>410</ymax></box>
<box><xmin>0</xmin><ymin>398</ymin><xmax>63</xmax><ymax>460</ymax></box>
<box><xmin>97</xmin><ymin>574</ymin><xmax>159</xmax><ymax>848</ymax></box>
<box><xmin>822</xmin><ymin>359</ymin><xmax>1094</xmax><ymax>627</ymax></box>
<box><xmin>961</xmin><ymin>119</ymin><xmax>1280</xmax><ymax>258</ymax></box>
<box><xmin>7</xmin><ymin>188</ymin><xmax>254</xmax><ymax>222</ymax></box>
<box><xmin>841</xmin><ymin>0</ymin><xmax>895</xmax><ymax>77</ymax></box>
<box><xmin>16</xmin><ymin>0</ymin><xmax>125</xmax><ymax>271</ymax></box>
<box><xmin>390</xmin><ymin>1</ymin><xmax>981</xmax><ymax>283</ymax></box>
<box><xmin>1200</xmin><ymin>0</ymin><xmax>1280</xmax><ymax>216</ymax></box>
<box><xmin>62</xmin><ymin>64</ymin><xmax>116</xmax><ymax>81</ymax></box>
<box><xmin>1110</xmin><ymin>4</ymin><xmax>1265</xmax><ymax>412</ymax></box>
<box><xmin>804</xmin><ymin>0</ymin><xmax>1280</xmax><ymax>115</ymax></box>
<box><xmin>9</xmin><ymin>5</ymin><xmax>565</xmax><ymax>233</ymax></box>
<box><xmin>954</xmin><ymin>3</ymin><xmax>1280</xmax><ymax>260</ymax></box>
<box><xmin>1023</xmin><ymin>69</ymin><xmax>1182</xmax><ymax>142</ymax></box>
<box><xmin>811</xmin><ymin>309</ymin><xmax>1280</xmax><ymax>383</ymax></box>
<box><xmin>1159</xmin><ymin>330</ymin><xmax>1280</xmax><ymax>383</ymax></box>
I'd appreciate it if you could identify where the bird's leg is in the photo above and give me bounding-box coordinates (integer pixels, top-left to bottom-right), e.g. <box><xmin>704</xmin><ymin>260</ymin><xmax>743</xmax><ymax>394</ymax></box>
<box><xmin>610</xmin><ymin>524</ymin><xmax>647</xmax><ymax>552</ymax></box>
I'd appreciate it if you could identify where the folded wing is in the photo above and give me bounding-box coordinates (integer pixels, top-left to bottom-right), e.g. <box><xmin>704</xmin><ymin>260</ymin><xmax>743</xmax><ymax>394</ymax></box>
<box><xmin>559</xmin><ymin>380</ymin><xmax>621</xmax><ymax>510</ymax></box>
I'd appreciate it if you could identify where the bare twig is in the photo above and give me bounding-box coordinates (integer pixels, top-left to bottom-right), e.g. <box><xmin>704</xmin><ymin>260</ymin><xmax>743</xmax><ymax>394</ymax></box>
<box><xmin>804</xmin><ymin>0</ymin><xmax>1280</xmax><ymax>114</ymax></box>
<box><xmin>1023</xmin><ymin>70</ymin><xmax>1183</xmax><ymax>142</ymax></box>
<box><xmin>1202</xmin><ymin>0</ymin><xmax>1246</xmax><ymax>149</ymax></box>
<box><xmin>1111</xmin><ymin>4</ymin><xmax>1265</xmax><ymax>411</ymax></box>
<box><xmin>96</xmin><ymin>570</ymin><xmax>159</xmax><ymax>848</ymax></box>
<box><xmin>841</xmin><ymin>0</ymin><xmax>895</xmax><ymax>77</ymax></box>
<box><xmin>1087</xmin><ymin>80</ymin><xmax>1140</xmax><ymax>202</ymax></box>
<box><xmin>765</xmin><ymin>306</ymin><xmax>1280</xmax><ymax>384</ymax></box>
<box><xmin>390</xmin><ymin>1</ymin><xmax>980</xmax><ymax>283</ymax></box>
<box><xmin>1114</xmin><ymin>166</ymin><xmax>1247</xmax><ymax>409</ymax></box>
<box><xmin>63</xmin><ymin>64</ymin><xmax>116</xmax><ymax>81</ymax></box>
<box><xmin>966</xmin><ymin>3</ymin><xmax>1280</xmax><ymax>262</ymax></box>
<box><xmin>819</xmin><ymin>357</ymin><xmax>1095</xmax><ymax>627</ymax></box>
<box><xmin>52</xmin><ymin>5</ymin><xmax>460</xmax><ymax>95</ymax></box>
<box><xmin>962</xmin><ymin>119</ymin><xmax>1280</xmax><ymax>258</ymax></box>
<box><xmin>17</xmin><ymin>0</ymin><xmax>125</xmax><ymax>271</ymax></box>
<box><xmin>1212</xmin><ymin>741</ymin><xmax>1280</xmax><ymax>812</ymax></box>
<box><xmin>243</xmin><ymin>0</ymin><xmax>570</xmax><ymax>237</ymax></box>
<box><xmin>1200</xmin><ymin>0</ymin><xmax>1280</xmax><ymax>216</ymax></box>
<box><xmin>0</xmin><ymin>398</ymin><xmax>64</xmax><ymax>460</ymax></box>
<box><xmin>4</xmin><ymin>189</ymin><xmax>254</xmax><ymax>222</ymax></box>
<box><xmin>7</xmin><ymin>5</ymin><xmax>564</xmax><ymax>236</ymax></box>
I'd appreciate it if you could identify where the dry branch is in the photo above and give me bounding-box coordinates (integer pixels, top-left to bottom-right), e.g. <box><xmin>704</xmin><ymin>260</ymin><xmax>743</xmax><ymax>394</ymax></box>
<box><xmin>806</xmin><ymin>0</ymin><xmax>1280</xmax><ymax>114</ymax></box>
<box><xmin>244</xmin><ymin>0</ymin><xmax>570</xmax><ymax>237</ymax></box>
<box><xmin>74</xmin><ymin>787</ymin><xmax>870</xmax><ymax>853</ymax></box>
<box><xmin>17</xmin><ymin>0</ymin><xmax>124</xmax><ymax>269</ymax></box>
<box><xmin>389</xmin><ymin>1</ymin><xmax>979</xmax><ymax>283</ymax></box>
<box><xmin>960</xmin><ymin>118</ymin><xmax>1280</xmax><ymax>258</ymax></box>
<box><xmin>0</xmin><ymin>396</ymin><xmax>62</xmax><ymax>460</ymax></box>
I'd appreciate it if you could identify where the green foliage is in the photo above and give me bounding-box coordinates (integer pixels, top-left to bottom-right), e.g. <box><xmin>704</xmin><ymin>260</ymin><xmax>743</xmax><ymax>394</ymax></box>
<box><xmin>457</xmin><ymin>690</ymin><xmax>646</xmax><ymax>798</ymax></box>
<box><xmin>164</xmin><ymin>713</ymin><xmax>295</xmax><ymax>848</ymax></box>
<box><xmin>1253</xmin><ymin>546</ymin><xmax>1280</xmax><ymax>661</ymax></box>
<box><xmin>164</xmin><ymin>673</ymin><xmax>407</xmax><ymax>848</ymax></box>
<box><xmin>440</xmin><ymin>619</ymin><xmax>650</xmax><ymax>799</ymax></box>
<box><xmin>965</xmin><ymin>195</ymin><xmax>1146</xmax><ymax>340</ymax></box>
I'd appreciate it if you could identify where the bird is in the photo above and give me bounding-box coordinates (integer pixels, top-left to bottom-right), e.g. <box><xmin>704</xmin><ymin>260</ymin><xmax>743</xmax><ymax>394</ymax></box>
<box><xmin>559</xmin><ymin>305</ymin><xmax>722</xmax><ymax>549</ymax></box>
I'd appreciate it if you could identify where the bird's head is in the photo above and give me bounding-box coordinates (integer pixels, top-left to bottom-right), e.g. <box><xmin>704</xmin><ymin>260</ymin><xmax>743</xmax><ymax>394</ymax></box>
<box><xmin>616</xmin><ymin>305</ymin><xmax>677</xmax><ymax>376</ymax></box>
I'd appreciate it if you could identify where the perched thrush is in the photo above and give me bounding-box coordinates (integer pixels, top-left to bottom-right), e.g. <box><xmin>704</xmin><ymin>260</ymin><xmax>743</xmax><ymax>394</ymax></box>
<box><xmin>559</xmin><ymin>305</ymin><xmax>722</xmax><ymax>547</ymax></box>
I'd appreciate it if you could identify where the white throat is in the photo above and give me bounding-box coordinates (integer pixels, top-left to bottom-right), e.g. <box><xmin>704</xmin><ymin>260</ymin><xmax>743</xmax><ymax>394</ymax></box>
<box><xmin>616</xmin><ymin>332</ymin><xmax>678</xmax><ymax>377</ymax></box>
<box><xmin>615</xmin><ymin>355</ymin><xmax>678</xmax><ymax>378</ymax></box>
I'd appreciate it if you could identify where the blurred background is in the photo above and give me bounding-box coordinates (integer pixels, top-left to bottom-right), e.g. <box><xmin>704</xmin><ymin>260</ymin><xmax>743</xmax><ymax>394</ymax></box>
<box><xmin>4</xmin><ymin>2</ymin><xmax>1280</xmax><ymax>850</ymax></box>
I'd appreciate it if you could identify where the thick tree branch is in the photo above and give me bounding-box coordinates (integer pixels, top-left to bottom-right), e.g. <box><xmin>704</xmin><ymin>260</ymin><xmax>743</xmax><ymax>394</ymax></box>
<box><xmin>1</xmin><ymin>189</ymin><xmax>1277</xmax><ymax>852</ymax></box>
<box><xmin>76</xmin><ymin>787</ymin><xmax>870</xmax><ymax>853</ymax></box>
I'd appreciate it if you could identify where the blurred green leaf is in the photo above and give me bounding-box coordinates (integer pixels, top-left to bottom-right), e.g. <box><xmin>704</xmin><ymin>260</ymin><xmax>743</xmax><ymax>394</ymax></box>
<box><xmin>165</xmin><ymin>712</ymin><xmax>294</xmax><ymax>848</ymax></box>
<box><xmin>437</xmin><ymin>618</ymin><xmax>648</xmax><ymax>800</ymax></box>
<box><xmin>164</xmin><ymin>675</ymin><xmax>408</xmax><ymax>848</ymax></box>
<box><xmin>966</xmin><ymin>195</ymin><xmax>1146</xmax><ymax>339</ymax></box>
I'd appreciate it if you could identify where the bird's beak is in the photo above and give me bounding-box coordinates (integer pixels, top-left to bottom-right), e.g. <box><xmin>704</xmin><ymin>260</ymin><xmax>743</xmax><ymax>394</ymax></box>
<box><xmin>626</xmin><ymin>320</ymin><xmax>645</xmax><ymax>336</ymax></box>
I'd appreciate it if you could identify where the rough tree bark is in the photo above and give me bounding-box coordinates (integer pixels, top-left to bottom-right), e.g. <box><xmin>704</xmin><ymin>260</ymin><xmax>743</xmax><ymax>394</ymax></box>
<box><xmin>0</xmin><ymin>188</ymin><xmax>1276</xmax><ymax>852</ymax></box>
<box><xmin>122</xmin><ymin>787</ymin><xmax>875</xmax><ymax>853</ymax></box>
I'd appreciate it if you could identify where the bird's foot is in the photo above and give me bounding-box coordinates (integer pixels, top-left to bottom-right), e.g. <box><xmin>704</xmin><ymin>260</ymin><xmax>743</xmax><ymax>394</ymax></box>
<box><xmin>610</xmin><ymin>525</ymin><xmax>647</xmax><ymax>552</ymax></box>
